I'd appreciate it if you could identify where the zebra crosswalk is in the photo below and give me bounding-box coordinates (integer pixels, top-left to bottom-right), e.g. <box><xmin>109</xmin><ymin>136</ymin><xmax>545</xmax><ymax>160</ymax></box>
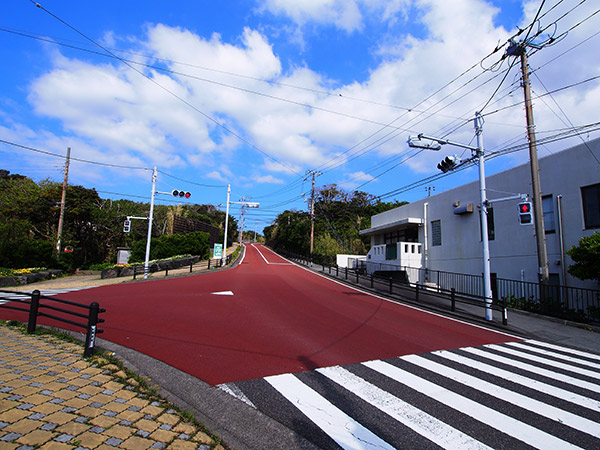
<box><xmin>0</xmin><ymin>286</ymin><xmax>97</xmax><ymax>304</ymax></box>
<box><xmin>218</xmin><ymin>339</ymin><xmax>600</xmax><ymax>449</ymax></box>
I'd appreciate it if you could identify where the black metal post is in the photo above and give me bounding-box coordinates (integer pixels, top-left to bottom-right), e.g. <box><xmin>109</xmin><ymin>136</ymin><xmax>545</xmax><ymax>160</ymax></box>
<box><xmin>370</xmin><ymin>275</ymin><xmax>374</xmax><ymax>288</ymax></box>
<box><xmin>356</xmin><ymin>271</ymin><xmax>359</xmax><ymax>284</ymax></box>
<box><xmin>451</xmin><ymin>288</ymin><xmax>456</xmax><ymax>312</ymax></box>
<box><xmin>84</xmin><ymin>302</ymin><xmax>100</xmax><ymax>357</ymax></box>
<box><xmin>208</xmin><ymin>259</ymin><xmax>211</xmax><ymax>270</ymax></box>
<box><xmin>165</xmin><ymin>267</ymin><xmax>169</xmax><ymax>277</ymax></box>
<box><xmin>336</xmin><ymin>266</ymin><xmax>339</xmax><ymax>277</ymax></box>
<box><xmin>415</xmin><ymin>283</ymin><xmax>420</xmax><ymax>302</ymax></box>
<box><xmin>345</xmin><ymin>267</ymin><xmax>348</xmax><ymax>280</ymax></box>
<box><xmin>27</xmin><ymin>290</ymin><xmax>40</xmax><ymax>334</ymax></box>
<box><xmin>190</xmin><ymin>262</ymin><xmax>194</xmax><ymax>272</ymax></box>
<box><xmin>133</xmin><ymin>266</ymin><xmax>138</xmax><ymax>280</ymax></box>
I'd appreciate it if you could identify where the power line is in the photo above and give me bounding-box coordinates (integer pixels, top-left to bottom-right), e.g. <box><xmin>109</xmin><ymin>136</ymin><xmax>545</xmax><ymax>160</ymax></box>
<box><xmin>30</xmin><ymin>1</ymin><xmax>301</xmax><ymax>177</ymax></box>
<box><xmin>0</xmin><ymin>138</ymin><xmax>151</xmax><ymax>171</ymax></box>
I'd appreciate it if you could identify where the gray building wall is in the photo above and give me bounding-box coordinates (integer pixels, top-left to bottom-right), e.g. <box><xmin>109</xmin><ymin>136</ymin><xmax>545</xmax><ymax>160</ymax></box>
<box><xmin>366</xmin><ymin>138</ymin><xmax>600</xmax><ymax>289</ymax></box>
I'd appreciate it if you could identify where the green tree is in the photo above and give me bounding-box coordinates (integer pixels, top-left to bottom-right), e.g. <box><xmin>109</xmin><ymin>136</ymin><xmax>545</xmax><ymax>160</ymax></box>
<box><xmin>265</xmin><ymin>185</ymin><xmax>404</xmax><ymax>258</ymax></box>
<box><xmin>566</xmin><ymin>232</ymin><xmax>600</xmax><ymax>282</ymax></box>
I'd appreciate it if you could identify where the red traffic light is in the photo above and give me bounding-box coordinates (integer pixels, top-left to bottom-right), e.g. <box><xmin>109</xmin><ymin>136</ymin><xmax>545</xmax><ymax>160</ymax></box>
<box><xmin>172</xmin><ymin>190</ymin><xmax>191</xmax><ymax>198</ymax></box>
<box><xmin>518</xmin><ymin>202</ymin><xmax>533</xmax><ymax>225</ymax></box>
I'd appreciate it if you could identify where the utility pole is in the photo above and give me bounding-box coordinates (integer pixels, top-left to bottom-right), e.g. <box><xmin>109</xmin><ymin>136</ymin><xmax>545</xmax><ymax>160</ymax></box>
<box><xmin>305</xmin><ymin>170</ymin><xmax>322</xmax><ymax>254</ymax></box>
<box><xmin>222</xmin><ymin>184</ymin><xmax>231</xmax><ymax>267</ymax></box>
<box><xmin>56</xmin><ymin>147</ymin><xmax>71</xmax><ymax>258</ymax></box>
<box><xmin>238</xmin><ymin>197</ymin><xmax>247</xmax><ymax>245</ymax></box>
<box><xmin>506</xmin><ymin>42</ymin><xmax>549</xmax><ymax>284</ymax></box>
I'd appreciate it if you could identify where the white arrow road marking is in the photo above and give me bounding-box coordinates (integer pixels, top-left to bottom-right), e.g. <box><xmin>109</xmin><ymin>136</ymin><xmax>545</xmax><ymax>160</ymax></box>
<box><xmin>211</xmin><ymin>291</ymin><xmax>234</xmax><ymax>296</ymax></box>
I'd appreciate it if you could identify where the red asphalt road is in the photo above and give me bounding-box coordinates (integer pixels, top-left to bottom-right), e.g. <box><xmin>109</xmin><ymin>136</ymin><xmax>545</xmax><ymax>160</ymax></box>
<box><xmin>2</xmin><ymin>244</ymin><xmax>521</xmax><ymax>385</ymax></box>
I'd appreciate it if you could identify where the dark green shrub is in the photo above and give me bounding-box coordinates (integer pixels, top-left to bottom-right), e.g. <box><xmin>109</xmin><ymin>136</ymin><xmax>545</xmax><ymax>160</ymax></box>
<box><xmin>130</xmin><ymin>232</ymin><xmax>210</xmax><ymax>262</ymax></box>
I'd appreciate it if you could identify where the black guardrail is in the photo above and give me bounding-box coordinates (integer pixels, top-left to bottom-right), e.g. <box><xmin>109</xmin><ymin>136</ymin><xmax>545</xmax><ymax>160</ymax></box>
<box><xmin>0</xmin><ymin>290</ymin><xmax>105</xmax><ymax>357</ymax></box>
<box><xmin>276</xmin><ymin>249</ymin><xmax>508</xmax><ymax>325</ymax></box>
<box><xmin>330</xmin><ymin>263</ymin><xmax>507</xmax><ymax>325</ymax></box>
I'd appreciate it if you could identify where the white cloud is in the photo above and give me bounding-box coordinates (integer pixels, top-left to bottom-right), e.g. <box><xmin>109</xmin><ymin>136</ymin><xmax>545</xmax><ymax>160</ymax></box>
<box><xmin>254</xmin><ymin>174</ymin><xmax>285</xmax><ymax>184</ymax></box>
<box><xmin>258</xmin><ymin>0</ymin><xmax>364</xmax><ymax>32</ymax></box>
<box><xmin>20</xmin><ymin>0</ymin><xmax>600</xmax><ymax>194</ymax></box>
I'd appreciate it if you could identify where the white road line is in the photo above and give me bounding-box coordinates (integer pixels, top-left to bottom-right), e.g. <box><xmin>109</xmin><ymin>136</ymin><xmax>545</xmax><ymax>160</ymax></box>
<box><xmin>251</xmin><ymin>244</ymin><xmax>292</xmax><ymax>265</ymax></box>
<box><xmin>266</xmin><ymin>373</ymin><xmax>396</xmax><ymax>450</ymax></box>
<box><xmin>433</xmin><ymin>348</ymin><xmax>600</xmax><ymax>412</ymax></box>
<box><xmin>487</xmin><ymin>344</ymin><xmax>600</xmax><ymax>381</ymax></box>
<box><xmin>364</xmin><ymin>359</ymin><xmax>584</xmax><ymax>450</ymax></box>
<box><xmin>0</xmin><ymin>286</ymin><xmax>97</xmax><ymax>301</ymax></box>
<box><xmin>506</xmin><ymin>341</ymin><xmax>600</xmax><ymax>370</ymax></box>
<box><xmin>317</xmin><ymin>366</ymin><xmax>492</xmax><ymax>450</ymax></box>
<box><xmin>217</xmin><ymin>384</ymin><xmax>256</xmax><ymax>409</ymax></box>
<box><xmin>462</xmin><ymin>346</ymin><xmax>600</xmax><ymax>394</ymax></box>
<box><xmin>528</xmin><ymin>340</ymin><xmax>600</xmax><ymax>361</ymax></box>
<box><xmin>403</xmin><ymin>354</ymin><xmax>600</xmax><ymax>438</ymax></box>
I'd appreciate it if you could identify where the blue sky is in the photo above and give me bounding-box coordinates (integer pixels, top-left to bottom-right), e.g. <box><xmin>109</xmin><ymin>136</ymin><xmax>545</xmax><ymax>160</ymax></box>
<box><xmin>1</xmin><ymin>0</ymin><xmax>599</xmax><ymax>233</ymax></box>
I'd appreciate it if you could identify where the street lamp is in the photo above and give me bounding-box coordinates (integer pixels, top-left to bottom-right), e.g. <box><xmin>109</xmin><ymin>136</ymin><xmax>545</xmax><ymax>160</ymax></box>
<box><xmin>409</xmin><ymin>112</ymin><xmax>493</xmax><ymax>321</ymax></box>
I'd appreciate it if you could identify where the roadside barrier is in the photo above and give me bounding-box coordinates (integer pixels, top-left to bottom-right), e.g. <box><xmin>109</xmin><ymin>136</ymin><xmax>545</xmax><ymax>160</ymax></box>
<box><xmin>0</xmin><ymin>289</ymin><xmax>105</xmax><ymax>357</ymax></box>
<box><xmin>277</xmin><ymin>250</ymin><xmax>509</xmax><ymax>325</ymax></box>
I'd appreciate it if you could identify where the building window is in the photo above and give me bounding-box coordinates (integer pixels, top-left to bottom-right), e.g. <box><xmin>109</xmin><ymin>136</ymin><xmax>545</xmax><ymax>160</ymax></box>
<box><xmin>385</xmin><ymin>243</ymin><xmax>397</xmax><ymax>260</ymax></box>
<box><xmin>431</xmin><ymin>220</ymin><xmax>442</xmax><ymax>246</ymax></box>
<box><xmin>384</xmin><ymin>227</ymin><xmax>418</xmax><ymax>244</ymax></box>
<box><xmin>542</xmin><ymin>195</ymin><xmax>555</xmax><ymax>234</ymax></box>
<box><xmin>479</xmin><ymin>207</ymin><xmax>495</xmax><ymax>241</ymax></box>
<box><xmin>581</xmin><ymin>183</ymin><xmax>600</xmax><ymax>229</ymax></box>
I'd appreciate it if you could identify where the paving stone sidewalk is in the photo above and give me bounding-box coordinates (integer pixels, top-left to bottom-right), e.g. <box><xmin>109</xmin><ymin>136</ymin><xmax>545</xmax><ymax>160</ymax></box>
<box><xmin>0</xmin><ymin>325</ymin><xmax>226</xmax><ymax>450</ymax></box>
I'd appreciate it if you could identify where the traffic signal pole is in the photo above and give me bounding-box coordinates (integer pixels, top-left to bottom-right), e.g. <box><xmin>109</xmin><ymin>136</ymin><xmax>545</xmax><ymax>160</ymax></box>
<box><xmin>409</xmin><ymin>113</ymin><xmax>493</xmax><ymax>321</ymax></box>
<box><xmin>474</xmin><ymin>112</ymin><xmax>493</xmax><ymax>321</ymax></box>
<box><xmin>143</xmin><ymin>167</ymin><xmax>157</xmax><ymax>279</ymax></box>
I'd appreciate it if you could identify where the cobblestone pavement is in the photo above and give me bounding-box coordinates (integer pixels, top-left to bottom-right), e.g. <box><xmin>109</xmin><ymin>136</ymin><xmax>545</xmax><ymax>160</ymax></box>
<box><xmin>0</xmin><ymin>325</ymin><xmax>227</xmax><ymax>450</ymax></box>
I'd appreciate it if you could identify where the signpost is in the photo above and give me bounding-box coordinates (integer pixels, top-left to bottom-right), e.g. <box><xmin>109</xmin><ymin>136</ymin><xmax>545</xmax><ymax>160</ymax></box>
<box><xmin>214</xmin><ymin>243</ymin><xmax>223</xmax><ymax>259</ymax></box>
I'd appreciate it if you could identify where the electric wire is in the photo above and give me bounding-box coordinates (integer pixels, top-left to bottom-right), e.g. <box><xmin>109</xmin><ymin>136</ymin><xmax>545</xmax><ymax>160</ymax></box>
<box><xmin>30</xmin><ymin>1</ymin><xmax>301</xmax><ymax>177</ymax></box>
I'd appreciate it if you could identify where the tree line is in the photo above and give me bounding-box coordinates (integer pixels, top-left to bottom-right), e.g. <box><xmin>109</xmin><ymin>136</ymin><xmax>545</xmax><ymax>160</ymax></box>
<box><xmin>264</xmin><ymin>184</ymin><xmax>406</xmax><ymax>261</ymax></box>
<box><xmin>0</xmin><ymin>170</ymin><xmax>238</xmax><ymax>270</ymax></box>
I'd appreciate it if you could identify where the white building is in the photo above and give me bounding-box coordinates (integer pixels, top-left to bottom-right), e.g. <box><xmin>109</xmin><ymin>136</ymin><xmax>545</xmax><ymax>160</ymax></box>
<box><xmin>360</xmin><ymin>138</ymin><xmax>600</xmax><ymax>293</ymax></box>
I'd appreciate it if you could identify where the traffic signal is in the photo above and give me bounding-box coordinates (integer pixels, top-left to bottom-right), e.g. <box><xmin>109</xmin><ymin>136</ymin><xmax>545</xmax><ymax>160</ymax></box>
<box><xmin>518</xmin><ymin>202</ymin><xmax>533</xmax><ymax>225</ymax></box>
<box><xmin>172</xmin><ymin>190</ymin><xmax>191</xmax><ymax>199</ymax></box>
<box><xmin>437</xmin><ymin>155</ymin><xmax>458</xmax><ymax>173</ymax></box>
<box><xmin>123</xmin><ymin>219</ymin><xmax>131</xmax><ymax>233</ymax></box>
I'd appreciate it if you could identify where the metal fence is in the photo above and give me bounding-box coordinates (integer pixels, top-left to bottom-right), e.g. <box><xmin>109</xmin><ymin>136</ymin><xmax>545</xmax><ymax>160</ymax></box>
<box><xmin>277</xmin><ymin>248</ymin><xmax>600</xmax><ymax>324</ymax></box>
<box><xmin>277</xmin><ymin>249</ymin><xmax>508</xmax><ymax>325</ymax></box>
<box><xmin>373</xmin><ymin>264</ymin><xmax>600</xmax><ymax>323</ymax></box>
<box><xmin>0</xmin><ymin>289</ymin><xmax>105</xmax><ymax>357</ymax></box>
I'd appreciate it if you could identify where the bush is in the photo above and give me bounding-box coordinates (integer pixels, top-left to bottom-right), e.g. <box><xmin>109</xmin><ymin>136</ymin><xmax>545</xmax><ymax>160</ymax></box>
<box><xmin>567</xmin><ymin>232</ymin><xmax>600</xmax><ymax>282</ymax></box>
<box><xmin>0</xmin><ymin>238</ymin><xmax>57</xmax><ymax>269</ymax></box>
<box><xmin>130</xmin><ymin>232</ymin><xmax>210</xmax><ymax>262</ymax></box>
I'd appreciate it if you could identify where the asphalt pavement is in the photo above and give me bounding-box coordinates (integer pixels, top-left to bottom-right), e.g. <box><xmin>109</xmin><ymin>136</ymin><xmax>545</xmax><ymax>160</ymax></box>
<box><xmin>2</xmin><ymin>252</ymin><xmax>600</xmax><ymax>450</ymax></box>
